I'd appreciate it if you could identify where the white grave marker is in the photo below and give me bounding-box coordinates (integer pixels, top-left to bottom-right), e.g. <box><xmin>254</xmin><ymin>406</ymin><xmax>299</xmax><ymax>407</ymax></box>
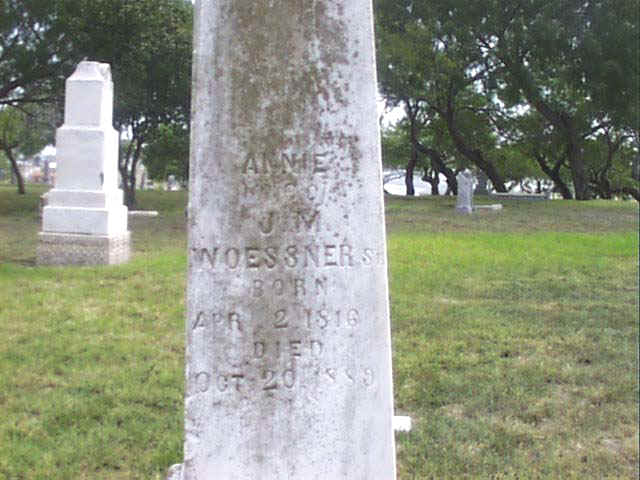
<box><xmin>37</xmin><ymin>61</ymin><xmax>130</xmax><ymax>265</ymax></box>
<box><xmin>170</xmin><ymin>1</ymin><xmax>396</xmax><ymax>478</ymax></box>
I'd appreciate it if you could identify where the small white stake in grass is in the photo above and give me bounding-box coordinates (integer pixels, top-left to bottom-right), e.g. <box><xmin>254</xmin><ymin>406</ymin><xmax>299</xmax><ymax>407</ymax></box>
<box><xmin>393</xmin><ymin>415</ymin><xmax>413</xmax><ymax>432</ymax></box>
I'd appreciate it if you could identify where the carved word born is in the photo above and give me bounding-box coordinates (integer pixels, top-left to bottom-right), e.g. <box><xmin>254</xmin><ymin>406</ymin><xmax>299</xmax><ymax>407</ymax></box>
<box><xmin>251</xmin><ymin>275</ymin><xmax>328</xmax><ymax>299</ymax></box>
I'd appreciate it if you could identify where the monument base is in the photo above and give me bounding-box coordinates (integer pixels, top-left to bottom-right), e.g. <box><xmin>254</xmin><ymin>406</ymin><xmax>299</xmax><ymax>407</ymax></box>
<box><xmin>455</xmin><ymin>206</ymin><xmax>473</xmax><ymax>214</ymax></box>
<box><xmin>37</xmin><ymin>231</ymin><xmax>131</xmax><ymax>266</ymax></box>
<box><xmin>166</xmin><ymin>464</ymin><xmax>183</xmax><ymax>480</ymax></box>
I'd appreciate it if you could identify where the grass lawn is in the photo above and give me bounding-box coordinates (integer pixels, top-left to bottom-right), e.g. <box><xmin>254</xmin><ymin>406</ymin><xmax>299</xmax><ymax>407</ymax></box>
<box><xmin>0</xmin><ymin>184</ymin><xmax>637</xmax><ymax>479</ymax></box>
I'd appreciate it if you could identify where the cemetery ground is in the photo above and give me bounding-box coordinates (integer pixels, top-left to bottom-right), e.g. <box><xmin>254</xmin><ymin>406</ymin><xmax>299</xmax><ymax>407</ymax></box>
<box><xmin>0</xmin><ymin>185</ymin><xmax>638</xmax><ymax>480</ymax></box>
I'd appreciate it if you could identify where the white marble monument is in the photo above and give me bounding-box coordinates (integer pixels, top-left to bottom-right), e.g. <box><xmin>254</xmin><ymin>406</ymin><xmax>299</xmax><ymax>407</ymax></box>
<box><xmin>169</xmin><ymin>1</ymin><xmax>396</xmax><ymax>478</ymax></box>
<box><xmin>37</xmin><ymin>61</ymin><xmax>130</xmax><ymax>265</ymax></box>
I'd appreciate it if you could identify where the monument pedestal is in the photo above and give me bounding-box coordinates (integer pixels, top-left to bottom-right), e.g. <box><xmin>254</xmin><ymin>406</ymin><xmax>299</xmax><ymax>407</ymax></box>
<box><xmin>37</xmin><ymin>231</ymin><xmax>130</xmax><ymax>266</ymax></box>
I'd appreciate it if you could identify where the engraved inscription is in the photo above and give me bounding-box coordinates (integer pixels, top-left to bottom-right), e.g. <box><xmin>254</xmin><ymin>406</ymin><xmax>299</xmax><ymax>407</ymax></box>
<box><xmin>215</xmin><ymin>373</ymin><xmax>245</xmax><ymax>392</ymax></box>
<box><xmin>252</xmin><ymin>339</ymin><xmax>324</xmax><ymax>360</ymax></box>
<box><xmin>322</xmin><ymin>368</ymin><xmax>375</xmax><ymax>388</ymax></box>
<box><xmin>190</xmin><ymin>365</ymin><xmax>376</xmax><ymax>396</ymax></box>
<box><xmin>257</xmin><ymin>212</ymin><xmax>275</xmax><ymax>234</ymax></box>
<box><xmin>262</xmin><ymin>366</ymin><xmax>296</xmax><ymax>391</ymax></box>
<box><xmin>191</xmin><ymin>311</ymin><xmax>243</xmax><ymax>332</ymax></box>
<box><xmin>251</xmin><ymin>276</ymin><xmax>328</xmax><ymax>299</ymax></box>
<box><xmin>241</xmin><ymin>151</ymin><xmax>331</xmax><ymax>176</ymax></box>
<box><xmin>253</xmin><ymin>210</ymin><xmax>321</xmax><ymax>235</ymax></box>
<box><xmin>195</xmin><ymin>372</ymin><xmax>211</xmax><ymax>392</ymax></box>
<box><xmin>191</xmin><ymin>242</ymin><xmax>372</xmax><ymax>270</ymax></box>
<box><xmin>305</xmin><ymin>308</ymin><xmax>359</xmax><ymax>329</ymax></box>
<box><xmin>274</xmin><ymin>309</ymin><xmax>288</xmax><ymax>329</ymax></box>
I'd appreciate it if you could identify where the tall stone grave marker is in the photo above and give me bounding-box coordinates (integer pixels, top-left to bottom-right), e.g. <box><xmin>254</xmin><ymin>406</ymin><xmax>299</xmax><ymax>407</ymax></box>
<box><xmin>38</xmin><ymin>61</ymin><xmax>130</xmax><ymax>265</ymax></box>
<box><xmin>475</xmin><ymin>170</ymin><xmax>489</xmax><ymax>195</ymax></box>
<box><xmin>456</xmin><ymin>169</ymin><xmax>474</xmax><ymax>214</ymax></box>
<box><xmin>172</xmin><ymin>1</ymin><xmax>396</xmax><ymax>478</ymax></box>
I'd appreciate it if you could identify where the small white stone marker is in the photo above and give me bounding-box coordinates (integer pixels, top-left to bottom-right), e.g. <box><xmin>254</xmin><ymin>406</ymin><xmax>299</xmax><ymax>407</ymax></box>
<box><xmin>37</xmin><ymin>61</ymin><xmax>130</xmax><ymax>265</ymax></box>
<box><xmin>170</xmin><ymin>1</ymin><xmax>397</xmax><ymax>479</ymax></box>
<box><xmin>128</xmin><ymin>210</ymin><xmax>159</xmax><ymax>217</ymax></box>
<box><xmin>393</xmin><ymin>415</ymin><xmax>413</xmax><ymax>432</ymax></box>
<box><xmin>474</xmin><ymin>204</ymin><xmax>503</xmax><ymax>211</ymax></box>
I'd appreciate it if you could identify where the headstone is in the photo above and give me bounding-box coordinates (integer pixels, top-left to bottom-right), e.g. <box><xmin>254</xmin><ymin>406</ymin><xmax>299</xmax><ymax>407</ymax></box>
<box><xmin>393</xmin><ymin>415</ymin><xmax>413</xmax><ymax>432</ymax></box>
<box><xmin>456</xmin><ymin>169</ymin><xmax>474</xmax><ymax>213</ymax></box>
<box><xmin>128</xmin><ymin>210</ymin><xmax>158</xmax><ymax>217</ymax></box>
<box><xmin>136</xmin><ymin>163</ymin><xmax>148</xmax><ymax>191</ymax></box>
<box><xmin>37</xmin><ymin>61</ymin><xmax>130</xmax><ymax>265</ymax></box>
<box><xmin>38</xmin><ymin>192</ymin><xmax>50</xmax><ymax>219</ymax></box>
<box><xmin>43</xmin><ymin>157</ymin><xmax>50</xmax><ymax>184</ymax></box>
<box><xmin>166</xmin><ymin>174</ymin><xmax>179</xmax><ymax>191</ymax></box>
<box><xmin>170</xmin><ymin>2</ymin><xmax>396</xmax><ymax>479</ymax></box>
<box><xmin>475</xmin><ymin>170</ymin><xmax>489</xmax><ymax>195</ymax></box>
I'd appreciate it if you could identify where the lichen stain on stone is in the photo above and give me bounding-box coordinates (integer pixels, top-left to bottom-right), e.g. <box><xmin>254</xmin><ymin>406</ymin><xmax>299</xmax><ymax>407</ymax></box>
<box><xmin>225</xmin><ymin>0</ymin><xmax>353</xmax><ymax>164</ymax></box>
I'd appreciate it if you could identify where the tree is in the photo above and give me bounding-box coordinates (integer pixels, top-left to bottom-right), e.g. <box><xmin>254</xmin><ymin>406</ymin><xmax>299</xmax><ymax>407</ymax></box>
<box><xmin>375</xmin><ymin>0</ymin><xmax>639</xmax><ymax>200</ymax></box>
<box><xmin>454</xmin><ymin>0</ymin><xmax>639</xmax><ymax>199</ymax></box>
<box><xmin>1</xmin><ymin>0</ymin><xmax>78</xmax><ymax>193</ymax></box>
<box><xmin>1</xmin><ymin>1</ymin><xmax>193</xmax><ymax>204</ymax></box>
<box><xmin>505</xmin><ymin>112</ymin><xmax>574</xmax><ymax>199</ymax></box>
<box><xmin>584</xmin><ymin>129</ymin><xmax>639</xmax><ymax>201</ymax></box>
<box><xmin>375</xmin><ymin>0</ymin><xmax>508</xmax><ymax>193</ymax></box>
<box><xmin>0</xmin><ymin>104</ymin><xmax>55</xmax><ymax>193</ymax></box>
<box><xmin>382</xmin><ymin>117</ymin><xmax>460</xmax><ymax>195</ymax></box>
<box><xmin>143</xmin><ymin>123</ymin><xmax>190</xmax><ymax>184</ymax></box>
<box><xmin>0</xmin><ymin>1</ymin><xmax>77</xmax><ymax>107</ymax></box>
<box><xmin>61</xmin><ymin>0</ymin><xmax>193</xmax><ymax>207</ymax></box>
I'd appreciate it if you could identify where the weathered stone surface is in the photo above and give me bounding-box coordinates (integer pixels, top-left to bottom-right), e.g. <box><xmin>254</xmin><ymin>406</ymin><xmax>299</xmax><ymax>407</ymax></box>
<box><xmin>176</xmin><ymin>1</ymin><xmax>396</xmax><ymax>478</ymax></box>
<box><xmin>38</xmin><ymin>61</ymin><xmax>129</xmax><ymax>265</ymax></box>
<box><xmin>166</xmin><ymin>463</ymin><xmax>183</xmax><ymax>480</ymax></box>
<box><xmin>475</xmin><ymin>170</ymin><xmax>489</xmax><ymax>195</ymax></box>
<box><xmin>36</xmin><ymin>232</ymin><xmax>130</xmax><ymax>266</ymax></box>
<box><xmin>456</xmin><ymin>169</ymin><xmax>474</xmax><ymax>214</ymax></box>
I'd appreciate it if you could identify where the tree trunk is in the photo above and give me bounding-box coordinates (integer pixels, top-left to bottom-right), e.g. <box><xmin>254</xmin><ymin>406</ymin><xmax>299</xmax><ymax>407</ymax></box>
<box><xmin>534</xmin><ymin>153</ymin><xmax>573</xmax><ymax>200</ymax></box>
<box><xmin>502</xmin><ymin>57</ymin><xmax>591</xmax><ymax>199</ymax></box>
<box><xmin>415</xmin><ymin>143</ymin><xmax>457</xmax><ymax>195</ymax></box>
<box><xmin>4</xmin><ymin>147</ymin><xmax>25</xmax><ymax>194</ymax></box>
<box><xmin>118</xmin><ymin>134</ymin><xmax>144</xmax><ymax>209</ymax></box>
<box><xmin>593</xmin><ymin>170</ymin><xmax>612</xmax><ymax>199</ymax></box>
<box><xmin>445</xmin><ymin>119</ymin><xmax>507</xmax><ymax>192</ymax></box>
<box><xmin>565</xmin><ymin>125</ymin><xmax>590</xmax><ymax>200</ymax></box>
<box><xmin>404</xmin><ymin>100</ymin><xmax>421</xmax><ymax>196</ymax></box>
<box><xmin>441</xmin><ymin>91</ymin><xmax>507</xmax><ymax>192</ymax></box>
<box><xmin>127</xmin><ymin>152</ymin><xmax>140</xmax><ymax>209</ymax></box>
<box><xmin>405</xmin><ymin>152</ymin><xmax>416</xmax><ymax>196</ymax></box>
<box><xmin>422</xmin><ymin>169</ymin><xmax>439</xmax><ymax>196</ymax></box>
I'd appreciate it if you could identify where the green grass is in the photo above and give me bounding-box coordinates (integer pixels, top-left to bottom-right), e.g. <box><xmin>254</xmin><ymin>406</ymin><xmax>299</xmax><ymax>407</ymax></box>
<box><xmin>0</xmin><ymin>185</ymin><xmax>638</xmax><ymax>479</ymax></box>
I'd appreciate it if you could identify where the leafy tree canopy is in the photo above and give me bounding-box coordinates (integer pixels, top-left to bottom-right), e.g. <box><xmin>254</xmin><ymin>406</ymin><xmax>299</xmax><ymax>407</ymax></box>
<box><xmin>1</xmin><ymin>0</ymin><xmax>193</xmax><ymax>202</ymax></box>
<box><xmin>375</xmin><ymin>0</ymin><xmax>639</xmax><ymax>200</ymax></box>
